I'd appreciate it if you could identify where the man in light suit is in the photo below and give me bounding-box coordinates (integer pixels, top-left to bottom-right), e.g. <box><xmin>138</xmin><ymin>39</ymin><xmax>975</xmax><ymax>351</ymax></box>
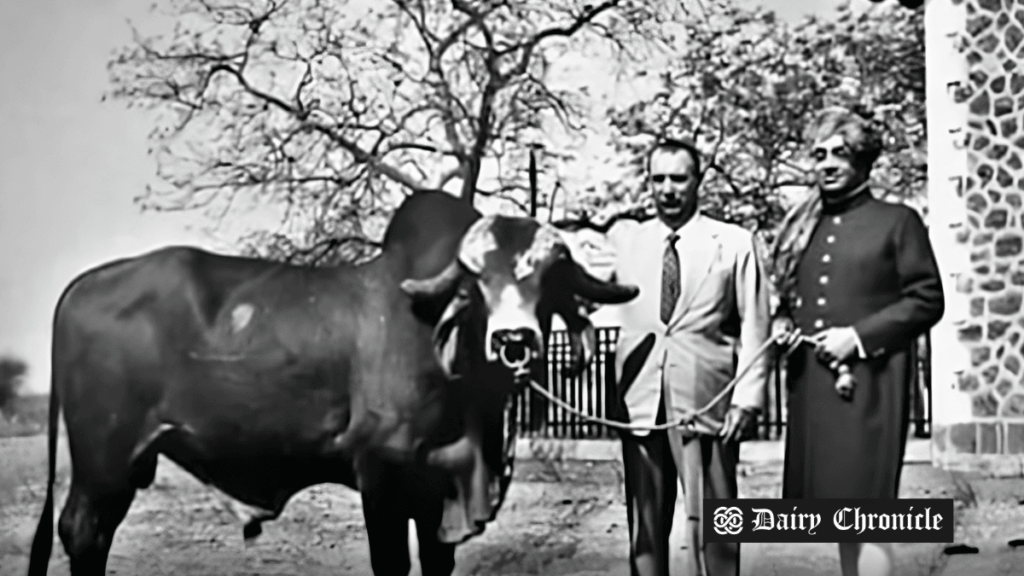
<box><xmin>599</xmin><ymin>138</ymin><xmax>771</xmax><ymax>576</ymax></box>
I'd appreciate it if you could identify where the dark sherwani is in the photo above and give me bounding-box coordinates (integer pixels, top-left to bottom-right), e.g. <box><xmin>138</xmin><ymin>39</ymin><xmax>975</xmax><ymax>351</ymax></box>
<box><xmin>782</xmin><ymin>191</ymin><xmax>944</xmax><ymax>499</ymax></box>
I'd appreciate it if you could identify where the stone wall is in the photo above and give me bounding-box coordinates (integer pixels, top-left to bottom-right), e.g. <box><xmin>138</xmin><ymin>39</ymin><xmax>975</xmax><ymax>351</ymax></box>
<box><xmin>930</xmin><ymin>0</ymin><xmax>1024</xmax><ymax>475</ymax></box>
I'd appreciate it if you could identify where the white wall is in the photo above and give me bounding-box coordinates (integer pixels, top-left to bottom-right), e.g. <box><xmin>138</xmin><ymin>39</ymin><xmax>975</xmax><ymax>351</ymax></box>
<box><xmin>925</xmin><ymin>0</ymin><xmax>975</xmax><ymax>427</ymax></box>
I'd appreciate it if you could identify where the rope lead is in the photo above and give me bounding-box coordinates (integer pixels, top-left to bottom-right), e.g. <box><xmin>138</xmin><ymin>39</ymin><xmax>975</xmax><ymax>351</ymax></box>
<box><xmin>528</xmin><ymin>328</ymin><xmax>852</xmax><ymax>433</ymax></box>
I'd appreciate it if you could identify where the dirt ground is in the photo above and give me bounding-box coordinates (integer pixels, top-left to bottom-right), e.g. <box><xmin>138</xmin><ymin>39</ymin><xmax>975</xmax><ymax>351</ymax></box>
<box><xmin>0</xmin><ymin>435</ymin><xmax>949</xmax><ymax>576</ymax></box>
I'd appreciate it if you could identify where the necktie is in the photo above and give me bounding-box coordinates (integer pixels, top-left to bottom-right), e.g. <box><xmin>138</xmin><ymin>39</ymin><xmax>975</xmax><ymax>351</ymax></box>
<box><xmin>661</xmin><ymin>233</ymin><xmax>680</xmax><ymax>324</ymax></box>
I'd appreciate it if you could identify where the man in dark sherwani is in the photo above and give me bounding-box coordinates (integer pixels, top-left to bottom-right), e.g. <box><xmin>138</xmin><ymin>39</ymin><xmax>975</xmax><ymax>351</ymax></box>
<box><xmin>768</xmin><ymin>107</ymin><xmax>945</xmax><ymax>576</ymax></box>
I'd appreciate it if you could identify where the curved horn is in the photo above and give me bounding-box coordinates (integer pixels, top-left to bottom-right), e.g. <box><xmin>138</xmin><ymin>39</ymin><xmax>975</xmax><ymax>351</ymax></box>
<box><xmin>568</xmin><ymin>261</ymin><xmax>639</xmax><ymax>304</ymax></box>
<box><xmin>401</xmin><ymin>259</ymin><xmax>464</xmax><ymax>299</ymax></box>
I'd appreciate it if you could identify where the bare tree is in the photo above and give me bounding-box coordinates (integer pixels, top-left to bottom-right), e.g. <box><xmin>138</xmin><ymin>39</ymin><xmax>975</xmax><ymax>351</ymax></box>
<box><xmin>107</xmin><ymin>0</ymin><xmax>670</xmax><ymax>263</ymax></box>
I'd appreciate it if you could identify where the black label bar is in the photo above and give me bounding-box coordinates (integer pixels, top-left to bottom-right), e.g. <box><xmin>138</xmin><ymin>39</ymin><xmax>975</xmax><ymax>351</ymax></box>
<box><xmin>703</xmin><ymin>499</ymin><xmax>955</xmax><ymax>543</ymax></box>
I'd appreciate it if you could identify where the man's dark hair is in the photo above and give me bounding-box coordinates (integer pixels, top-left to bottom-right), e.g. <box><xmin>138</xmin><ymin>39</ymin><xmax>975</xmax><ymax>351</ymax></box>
<box><xmin>648</xmin><ymin>137</ymin><xmax>703</xmax><ymax>177</ymax></box>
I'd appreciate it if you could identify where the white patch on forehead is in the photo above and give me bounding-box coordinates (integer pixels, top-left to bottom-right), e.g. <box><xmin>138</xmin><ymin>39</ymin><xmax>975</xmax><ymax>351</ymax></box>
<box><xmin>458</xmin><ymin>217</ymin><xmax>497</xmax><ymax>273</ymax></box>
<box><xmin>230</xmin><ymin>303</ymin><xmax>255</xmax><ymax>333</ymax></box>
<box><xmin>514</xmin><ymin>225</ymin><xmax>563</xmax><ymax>281</ymax></box>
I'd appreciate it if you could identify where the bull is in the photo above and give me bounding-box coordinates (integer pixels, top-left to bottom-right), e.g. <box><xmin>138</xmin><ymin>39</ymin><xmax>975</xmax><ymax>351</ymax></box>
<box><xmin>25</xmin><ymin>190</ymin><xmax>638</xmax><ymax>576</ymax></box>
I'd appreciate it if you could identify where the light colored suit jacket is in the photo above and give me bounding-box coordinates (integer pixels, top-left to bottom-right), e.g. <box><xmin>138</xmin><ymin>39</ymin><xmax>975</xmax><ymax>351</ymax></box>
<box><xmin>604</xmin><ymin>214</ymin><xmax>771</xmax><ymax>437</ymax></box>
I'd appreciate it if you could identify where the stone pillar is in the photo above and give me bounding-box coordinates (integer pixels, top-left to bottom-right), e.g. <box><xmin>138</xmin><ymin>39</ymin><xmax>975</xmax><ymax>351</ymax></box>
<box><xmin>928</xmin><ymin>0</ymin><xmax>1024</xmax><ymax>476</ymax></box>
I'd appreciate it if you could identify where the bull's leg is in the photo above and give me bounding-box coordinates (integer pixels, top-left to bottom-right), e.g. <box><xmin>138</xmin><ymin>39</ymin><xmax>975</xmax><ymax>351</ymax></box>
<box><xmin>358</xmin><ymin>457</ymin><xmax>413</xmax><ymax>576</ymax></box>
<box><xmin>362</xmin><ymin>502</ymin><xmax>412</xmax><ymax>576</ymax></box>
<box><xmin>411</xmin><ymin>470</ymin><xmax>456</xmax><ymax>576</ymax></box>
<box><xmin>415</xmin><ymin>526</ymin><xmax>455</xmax><ymax>576</ymax></box>
<box><xmin>56</xmin><ymin>480</ymin><xmax>135</xmax><ymax>576</ymax></box>
<box><xmin>425</xmin><ymin>407</ymin><xmax>491</xmax><ymax>544</ymax></box>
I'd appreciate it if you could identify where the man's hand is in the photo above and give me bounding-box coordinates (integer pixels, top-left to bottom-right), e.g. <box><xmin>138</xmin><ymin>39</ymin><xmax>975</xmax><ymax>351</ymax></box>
<box><xmin>720</xmin><ymin>406</ymin><xmax>756</xmax><ymax>443</ymax></box>
<box><xmin>809</xmin><ymin>327</ymin><xmax>860</xmax><ymax>368</ymax></box>
<box><xmin>771</xmin><ymin>316</ymin><xmax>793</xmax><ymax>338</ymax></box>
<box><xmin>771</xmin><ymin>316</ymin><xmax>802</xmax><ymax>355</ymax></box>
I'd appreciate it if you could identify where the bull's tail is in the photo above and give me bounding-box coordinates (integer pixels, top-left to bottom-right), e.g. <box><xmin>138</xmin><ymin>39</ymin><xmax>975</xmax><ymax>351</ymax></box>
<box><xmin>26</xmin><ymin>376</ymin><xmax>60</xmax><ymax>576</ymax></box>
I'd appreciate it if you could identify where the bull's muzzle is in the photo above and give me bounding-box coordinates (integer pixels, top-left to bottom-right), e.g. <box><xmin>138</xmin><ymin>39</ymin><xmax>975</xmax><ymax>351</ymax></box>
<box><xmin>491</xmin><ymin>328</ymin><xmax>538</xmax><ymax>382</ymax></box>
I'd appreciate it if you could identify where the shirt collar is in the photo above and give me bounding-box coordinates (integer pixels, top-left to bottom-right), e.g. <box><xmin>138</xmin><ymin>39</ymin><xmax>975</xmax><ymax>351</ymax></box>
<box><xmin>658</xmin><ymin>210</ymin><xmax>701</xmax><ymax>241</ymax></box>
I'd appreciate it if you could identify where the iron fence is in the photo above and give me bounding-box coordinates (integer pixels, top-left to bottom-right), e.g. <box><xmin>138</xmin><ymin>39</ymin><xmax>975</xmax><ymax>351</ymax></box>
<box><xmin>518</xmin><ymin>327</ymin><xmax>932</xmax><ymax>441</ymax></box>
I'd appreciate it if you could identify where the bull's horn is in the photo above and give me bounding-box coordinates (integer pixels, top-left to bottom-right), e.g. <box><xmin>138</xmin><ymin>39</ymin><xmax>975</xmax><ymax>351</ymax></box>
<box><xmin>568</xmin><ymin>261</ymin><xmax>639</xmax><ymax>304</ymax></box>
<box><xmin>401</xmin><ymin>259</ymin><xmax>463</xmax><ymax>299</ymax></box>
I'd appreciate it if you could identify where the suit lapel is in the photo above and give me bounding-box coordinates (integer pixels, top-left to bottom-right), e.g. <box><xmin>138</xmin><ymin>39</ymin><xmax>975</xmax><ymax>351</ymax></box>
<box><xmin>670</xmin><ymin>216</ymin><xmax>721</xmax><ymax>327</ymax></box>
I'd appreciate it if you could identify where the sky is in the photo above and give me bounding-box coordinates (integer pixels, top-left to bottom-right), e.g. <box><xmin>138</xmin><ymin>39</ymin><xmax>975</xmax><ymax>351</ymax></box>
<box><xmin>0</xmin><ymin>0</ymin><xmax>872</xmax><ymax>394</ymax></box>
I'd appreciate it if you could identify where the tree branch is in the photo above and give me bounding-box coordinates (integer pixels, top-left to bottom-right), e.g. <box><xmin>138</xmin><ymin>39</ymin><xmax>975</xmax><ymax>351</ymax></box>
<box><xmin>290</xmin><ymin>234</ymin><xmax>383</xmax><ymax>266</ymax></box>
<box><xmin>499</xmin><ymin>1</ymin><xmax>621</xmax><ymax>82</ymax></box>
<box><xmin>205</xmin><ymin>63</ymin><xmax>427</xmax><ymax>192</ymax></box>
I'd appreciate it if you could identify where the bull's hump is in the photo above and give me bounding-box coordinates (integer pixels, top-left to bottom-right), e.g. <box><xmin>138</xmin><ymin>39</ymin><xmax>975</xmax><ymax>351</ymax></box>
<box><xmin>489</xmin><ymin>216</ymin><xmax>541</xmax><ymax>253</ymax></box>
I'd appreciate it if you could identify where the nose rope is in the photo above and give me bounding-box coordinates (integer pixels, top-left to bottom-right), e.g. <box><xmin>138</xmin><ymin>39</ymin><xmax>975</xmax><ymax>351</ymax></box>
<box><xmin>499</xmin><ymin>343</ymin><xmax>530</xmax><ymax>367</ymax></box>
<box><xmin>525</xmin><ymin>329</ymin><xmax>852</xmax><ymax>433</ymax></box>
<box><xmin>499</xmin><ymin>343</ymin><xmax>533</xmax><ymax>380</ymax></box>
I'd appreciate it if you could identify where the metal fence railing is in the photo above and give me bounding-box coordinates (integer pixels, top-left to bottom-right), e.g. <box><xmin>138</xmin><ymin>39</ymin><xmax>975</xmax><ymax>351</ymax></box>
<box><xmin>518</xmin><ymin>327</ymin><xmax>932</xmax><ymax>441</ymax></box>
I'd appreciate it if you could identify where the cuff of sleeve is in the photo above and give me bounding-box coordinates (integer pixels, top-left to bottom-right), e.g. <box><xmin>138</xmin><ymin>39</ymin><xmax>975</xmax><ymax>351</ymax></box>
<box><xmin>732</xmin><ymin>404</ymin><xmax>762</xmax><ymax>416</ymax></box>
<box><xmin>851</xmin><ymin>327</ymin><xmax>868</xmax><ymax>359</ymax></box>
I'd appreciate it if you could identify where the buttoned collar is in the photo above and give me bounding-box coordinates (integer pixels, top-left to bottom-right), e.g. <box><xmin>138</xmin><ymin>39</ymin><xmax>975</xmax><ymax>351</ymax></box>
<box><xmin>822</xmin><ymin>187</ymin><xmax>872</xmax><ymax>215</ymax></box>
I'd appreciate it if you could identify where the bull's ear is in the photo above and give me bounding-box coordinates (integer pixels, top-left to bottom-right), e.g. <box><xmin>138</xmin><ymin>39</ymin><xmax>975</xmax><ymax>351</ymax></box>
<box><xmin>558</xmin><ymin>303</ymin><xmax>597</xmax><ymax>377</ymax></box>
<box><xmin>566</xmin><ymin>320</ymin><xmax>597</xmax><ymax>378</ymax></box>
<box><xmin>432</xmin><ymin>290</ymin><xmax>470</xmax><ymax>379</ymax></box>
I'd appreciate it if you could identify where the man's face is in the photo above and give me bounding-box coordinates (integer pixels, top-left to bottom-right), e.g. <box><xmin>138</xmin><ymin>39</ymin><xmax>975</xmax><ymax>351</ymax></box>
<box><xmin>811</xmin><ymin>134</ymin><xmax>870</xmax><ymax>198</ymax></box>
<box><xmin>649</xmin><ymin>148</ymin><xmax>700</xmax><ymax>227</ymax></box>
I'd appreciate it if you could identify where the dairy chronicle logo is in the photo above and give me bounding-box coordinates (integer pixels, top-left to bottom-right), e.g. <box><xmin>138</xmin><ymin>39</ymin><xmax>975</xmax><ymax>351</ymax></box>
<box><xmin>713</xmin><ymin>506</ymin><xmax>744</xmax><ymax>535</ymax></box>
